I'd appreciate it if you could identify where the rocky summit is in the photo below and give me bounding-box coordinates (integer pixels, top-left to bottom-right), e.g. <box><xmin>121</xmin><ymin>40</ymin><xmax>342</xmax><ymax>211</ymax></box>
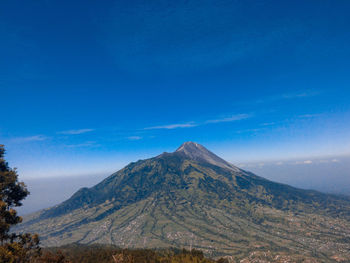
<box><xmin>17</xmin><ymin>142</ymin><xmax>350</xmax><ymax>261</ymax></box>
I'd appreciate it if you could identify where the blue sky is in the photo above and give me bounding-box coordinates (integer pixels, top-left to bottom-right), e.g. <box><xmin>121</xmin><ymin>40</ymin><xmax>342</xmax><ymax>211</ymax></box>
<box><xmin>1</xmin><ymin>0</ymin><xmax>350</xmax><ymax>179</ymax></box>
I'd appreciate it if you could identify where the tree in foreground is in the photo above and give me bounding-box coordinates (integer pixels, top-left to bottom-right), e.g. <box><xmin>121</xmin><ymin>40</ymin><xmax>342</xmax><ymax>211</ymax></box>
<box><xmin>0</xmin><ymin>144</ymin><xmax>41</xmax><ymax>262</ymax></box>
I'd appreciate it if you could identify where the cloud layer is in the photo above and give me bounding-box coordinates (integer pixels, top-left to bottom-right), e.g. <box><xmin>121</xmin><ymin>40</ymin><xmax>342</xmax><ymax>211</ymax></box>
<box><xmin>10</xmin><ymin>135</ymin><xmax>47</xmax><ymax>143</ymax></box>
<box><xmin>59</xmin><ymin>129</ymin><xmax>94</xmax><ymax>135</ymax></box>
<box><xmin>144</xmin><ymin>113</ymin><xmax>252</xmax><ymax>130</ymax></box>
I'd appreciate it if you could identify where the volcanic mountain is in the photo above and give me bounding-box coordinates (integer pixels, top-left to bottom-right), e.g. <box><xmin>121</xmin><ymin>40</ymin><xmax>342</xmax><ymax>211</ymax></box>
<box><xmin>18</xmin><ymin>142</ymin><xmax>350</xmax><ymax>261</ymax></box>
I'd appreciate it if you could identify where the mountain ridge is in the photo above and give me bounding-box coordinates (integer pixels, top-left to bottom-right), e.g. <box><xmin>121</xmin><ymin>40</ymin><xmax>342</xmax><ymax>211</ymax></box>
<box><xmin>17</xmin><ymin>142</ymin><xmax>350</xmax><ymax>261</ymax></box>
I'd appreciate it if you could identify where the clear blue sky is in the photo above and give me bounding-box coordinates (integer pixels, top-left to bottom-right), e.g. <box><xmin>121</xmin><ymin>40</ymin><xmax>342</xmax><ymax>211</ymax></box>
<box><xmin>1</xmin><ymin>0</ymin><xmax>350</xmax><ymax>179</ymax></box>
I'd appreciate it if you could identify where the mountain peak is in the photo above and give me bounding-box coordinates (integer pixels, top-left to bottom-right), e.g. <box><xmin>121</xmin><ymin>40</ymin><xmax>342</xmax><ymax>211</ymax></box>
<box><xmin>175</xmin><ymin>141</ymin><xmax>239</xmax><ymax>171</ymax></box>
<box><xmin>176</xmin><ymin>141</ymin><xmax>205</xmax><ymax>153</ymax></box>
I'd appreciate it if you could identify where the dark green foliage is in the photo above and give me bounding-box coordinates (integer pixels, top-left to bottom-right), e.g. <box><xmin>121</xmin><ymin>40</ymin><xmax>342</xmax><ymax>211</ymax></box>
<box><xmin>0</xmin><ymin>145</ymin><xmax>41</xmax><ymax>262</ymax></box>
<box><xmin>42</xmin><ymin>245</ymin><xmax>218</xmax><ymax>263</ymax></box>
<box><xmin>34</xmin><ymin>250</ymin><xmax>68</xmax><ymax>263</ymax></box>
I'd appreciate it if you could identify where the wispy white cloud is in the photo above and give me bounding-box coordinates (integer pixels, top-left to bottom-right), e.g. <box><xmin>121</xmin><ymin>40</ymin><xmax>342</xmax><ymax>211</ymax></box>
<box><xmin>236</xmin><ymin>128</ymin><xmax>263</xmax><ymax>134</ymax></box>
<box><xmin>281</xmin><ymin>91</ymin><xmax>319</xmax><ymax>99</ymax></box>
<box><xmin>255</xmin><ymin>90</ymin><xmax>321</xmax><ymax>104</ymax></box>
<box><xmin>298</xmin><ymin>114</ymin><xmax>322</xmax><ymax>118</ymax></box>
<box><xmin>292</xmin><ymin>158</ymin><xmax>342</xmax><ymax>165</ymax></box>
<box><xmin>59</xmin><ymin>129</ymin><xmax>94</xmax><ymax>135</ymax></box>
<box><xmin>65</xmin><ymin>141</ymin><xmax>98</xmax><ymax>148</ymax></box>
<box><xmin>261</xmin><ymin>122</ymin><xmax>275</xmax><ymax>126</ymax></box>
<box><xmin>205</xmin><ymin>114</ymin><xmax>252</xmax><ymax>124</ymax></box>
<box><xmin>127</xmin><ymin>136</ymin><xmax>143</xmax><ymax>140</ymax></box>
<box><xmin>144</xmin><ymin>113</ymin><xmax>252</xmax><ymax>130</ymax></box>
<box><xmin>10</xmin><ymin>135</ymin><xmax>47</xmax><ymax>143</ymax></box>
<box><xmin>144</xmin><ymin>123</ymin><xmax>197</xmax><ymax>130</ymax></box>
<box><xmin>294</xmin><ymin>160</ymin><xmax>312</xmax><ymax>165</ymax></box>
<box><xmin>238</xmin><ymin>157</ymin><xmax>344</xmax><ymax>168</ymax></box>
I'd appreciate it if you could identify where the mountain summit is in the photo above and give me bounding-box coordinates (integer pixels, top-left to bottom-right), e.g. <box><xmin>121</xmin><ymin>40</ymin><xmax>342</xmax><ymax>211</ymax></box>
<box><xmin>18</xmin><ymin>142</ymin><xmax>350</xmax><ymax>260</ymax></box>
<box><xmin>175</xmin><ymin>142</ymin><xmax>239</xmax><ymax>171</ymax></box>
<box><xmin>176</xmin><ymin>141</ymin><xmax>210</xmax><ymax>153</ymax></box>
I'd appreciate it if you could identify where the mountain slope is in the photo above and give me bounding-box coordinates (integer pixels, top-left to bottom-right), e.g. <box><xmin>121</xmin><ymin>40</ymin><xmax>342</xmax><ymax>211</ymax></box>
<box><xmin>17</xmin><ymin>142</ymin><xmax>350</xmax><ymax>261</ymax></box>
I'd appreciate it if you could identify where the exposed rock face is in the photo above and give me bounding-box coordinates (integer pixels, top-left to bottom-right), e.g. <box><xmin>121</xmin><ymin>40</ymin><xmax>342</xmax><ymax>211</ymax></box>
<box><xmin>175</xmin><ymin>142</ymin><xmax>240</xmax><ymax>172</ymax></box>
